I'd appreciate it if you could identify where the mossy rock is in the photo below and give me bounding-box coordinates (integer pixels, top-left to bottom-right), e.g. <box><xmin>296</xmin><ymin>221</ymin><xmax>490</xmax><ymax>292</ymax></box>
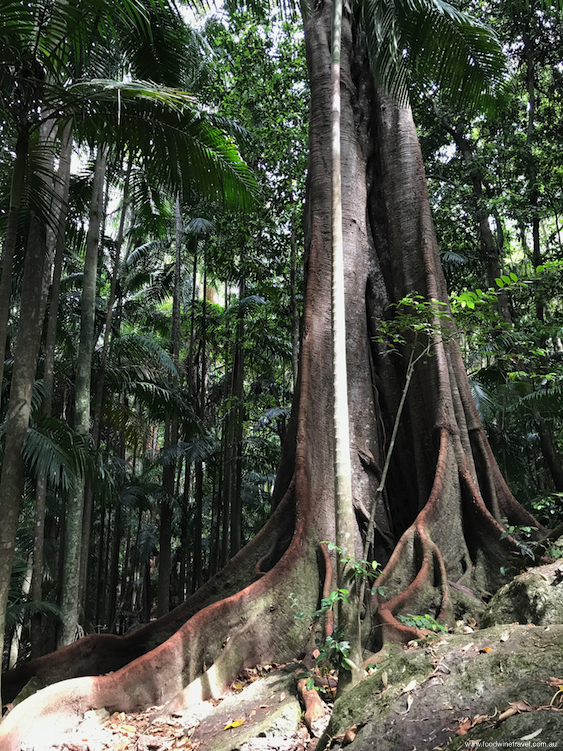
<box><xmin>482</xmin><ymin>561</ymin><xmax>563</xmax><ymax>627</ymax></box>
<box><xmin>320</xmin><ymin>624</ymin><xmax>563</xmax><ymax>750</ymax></box>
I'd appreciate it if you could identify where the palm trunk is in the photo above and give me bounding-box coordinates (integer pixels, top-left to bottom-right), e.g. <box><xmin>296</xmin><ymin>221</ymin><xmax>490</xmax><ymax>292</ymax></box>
<box><xmin>0</xmin><ymin>131</ymin><xmax>29</xmax><ymax>398</ymax></box>
<box><xmin>524</xmin><ymin>30</ymin><xmax>543</xmax><ymax>321</ymax></box>
<box><xmin>193</xmin><ymin>259</ymin><xmax>208</xmax><ymax>590</ymax></box>
<box><xmin>0</xmin><ymin>213</ymin><xmax>49</xmax><ymax>706</ymax></box>
<box><xmin>80</xmin><ymin>157</ymin><xmax>132</xmax><ymax>616</ymax></box>
<box><xmin>31</xmin><ymin>125</ymin><xmax>73</xmax><ymax>658</ymax></box>
<box><xmin>290</xmin><ymin>213</ymin><xmax>300</xmax><ymax>388</ymax></box>
<box><xmin>229</xmin><ymin>278</ymin><xmax>245</xmax><ymax>556</ymax></box>
<box><xmin>59</xmin><ymin>148</ymin><xmax>106</xmax><ymax>647</ymax></box>
<box><xmin>453</xmin><ymin>129</ymin><xmax>511</xmax><ymax>323</ymax></box>
<box><xmin>156</xmin><ymin>198</ymin><xmax>183</xmax><ymax>615</ymax></box>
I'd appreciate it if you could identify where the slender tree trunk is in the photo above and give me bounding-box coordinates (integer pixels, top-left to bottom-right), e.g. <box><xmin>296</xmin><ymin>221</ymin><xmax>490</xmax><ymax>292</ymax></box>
<box><xmin>157</xmin><ymin>198</ymin><xmax>182</xmax><ymax>615</ymax></box>
<box><xmin>453</xmin><ymin>129</ymin><xmax>511</xmax><ymax>323</ymax></box>
<box><xmin>31</xmin><ymin>125</ymin><xmax>73</xmax><ymax>658</ymax></box>
<box><xmin>229</xmin><ymin>278</ymin><xmax>245</xmax><ymax>556</ymax></box>
<box><xmin>0</xmin><ymin>131</ymin><xmax>29</xmax><ymax>398</ymax></box>
<box><xmin>59</xmin><ymin>148</ymin><xmax>106</xmax><ymax>647</ymax></box>
<box><xmin>0</xmin><ymin>213</ymin><xmax>49</xmax><ymax>706</ymax></box>
<box><xmin>329</xmin><ymin>0</ymin><xmax>362</xmax><ymax>692</ymax></box>
<box><xmin>8</xmin><ymin>558</ymin><xmax>32</xmax><ymax>670</ymax></box>
<box><xmin>290</xmin><ymin>213</ymin><xmax>300</xmax><ymax>388</ymax></box>
<box><xmin>80</xmin><ymin>158</ymin><xmax>132</xmax><ymax>617</ymax></box>
<box><xmin>524</xmin><ymin>30</ymin><xmax>543</xmax><ymax>321</ymax></box>
<box><xmin>536</xmin><ymin>418</ymin><xmax>563</xmax><ymax>492</ymax></box>
<box><xmin>107</xmin><ymin>501</ymin><xmax>123</xmax><ymax>630</ymax></box>
<box><xmin>193</xmin><ymin>259</ymin><xmax>208</xmax><ymax>590</ymax></box>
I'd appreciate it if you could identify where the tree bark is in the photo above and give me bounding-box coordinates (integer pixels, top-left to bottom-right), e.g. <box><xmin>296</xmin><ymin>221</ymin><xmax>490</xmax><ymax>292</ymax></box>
<box><xmin>0</xmin><ymin>213</ymin><xmax>49</xmax><ymax>708</ymax></box>
<box><xmin>31</xmin><ymin>125</ymin><xmax>73</xmax><ymax>659</ymax></box>
<box><xmin>0</xmin><ymin>1</ymin><xmax>543</xmax><ymax>738</ymax></box>
<box><xmin>452</xmin><ymin>129</ymin><xmax>511</xmax><ymax>323</ymax></box>
<box><xmin>59</xmin><ymin>148</ymin><xmax>106</xmax><ymax>647</ymax></box>
<box><xmin>0</xmin><ymin>131</ymin><xmax>29</xmax><ymax>398</ymax></box>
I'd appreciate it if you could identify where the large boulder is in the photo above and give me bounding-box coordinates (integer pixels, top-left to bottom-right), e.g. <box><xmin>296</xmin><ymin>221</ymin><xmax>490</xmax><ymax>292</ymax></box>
<box><xmin>318</xmin><ymin>624</ymin><xmax>563</xmax><ymax>750</ymax></box>
<box><xmin>481</xmin><ymin>560</ymin><xmax>563</xmax><ymax>628</ymax></box>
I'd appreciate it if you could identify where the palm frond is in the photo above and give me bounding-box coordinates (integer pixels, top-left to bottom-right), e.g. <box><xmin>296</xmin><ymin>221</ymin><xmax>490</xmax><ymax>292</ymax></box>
<box><xmin>59</xmin><ymin>79</ymin><xmax>258</xmax><ymax>209</ymax></box>
<box><xmin>358</xmin><ymin>0</ymin><xmax>506</xmax><ymax>112</ymax></box>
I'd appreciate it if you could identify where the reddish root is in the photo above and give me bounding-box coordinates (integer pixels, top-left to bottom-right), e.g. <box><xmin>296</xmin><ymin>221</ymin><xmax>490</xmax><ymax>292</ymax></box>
<box><xmin>0</xmin><ymin>500</ymin><xmax>319</xmax><ymax>749</ymax></box>
<box><xmin>296</xmin><ymin>672</ymin><xmax>328</xmax><ymax>735</ymax></box>
<box><xmin>3</xmin><ymin>482</ymin><xmax>297</xmax><ymax>705</ymax></box>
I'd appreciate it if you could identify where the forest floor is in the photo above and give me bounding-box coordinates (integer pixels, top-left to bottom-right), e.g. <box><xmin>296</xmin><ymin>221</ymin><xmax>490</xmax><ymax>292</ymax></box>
<box><xmin>17</xmin><ymin>662</ymin><xmax>330</xmax><ymax>751</ymax></box>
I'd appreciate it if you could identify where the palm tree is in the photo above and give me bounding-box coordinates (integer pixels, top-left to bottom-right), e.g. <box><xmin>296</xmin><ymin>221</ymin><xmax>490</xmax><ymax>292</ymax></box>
<box><xmin>0</xmin><ymin>0</ymin><xmax>256</xmax><ymax>694</ymax></box>
<box><xmin>2</xmin><ymin>2</ymin><xmax>549</xmax><ymax>741</ymax></box>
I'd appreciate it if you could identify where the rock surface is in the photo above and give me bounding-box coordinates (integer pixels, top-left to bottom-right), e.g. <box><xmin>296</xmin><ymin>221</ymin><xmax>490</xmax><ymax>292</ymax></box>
<box><xmin>481</xmin><ymin>560</ymin><xmax>563</xmax><ymax>627</ymax></box>
<box><xmin>319</xmin><ymin>624</ymin><xmax>563</xmax><ymax>751</ymax></box>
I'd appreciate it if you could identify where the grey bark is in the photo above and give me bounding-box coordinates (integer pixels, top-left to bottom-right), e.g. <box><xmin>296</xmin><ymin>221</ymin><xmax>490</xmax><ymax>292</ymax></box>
<box><xmin>58</xmin><ymin>148</ymin><xmax>106</xmax><ymax>647</ymax></box>
<box><xmin>0</xmin><ymin>131</ymin><xmax>29</xmax><ymax>398</ymax></box>
<box><xmin>0</xmin><ymin>213</ymin><xmax>49</xmax><ymax>706</ymax></box>
<box><xmin>31</xmin><ymin>125</ymin><xmax>73</xmax><ymax>658</ymax></box>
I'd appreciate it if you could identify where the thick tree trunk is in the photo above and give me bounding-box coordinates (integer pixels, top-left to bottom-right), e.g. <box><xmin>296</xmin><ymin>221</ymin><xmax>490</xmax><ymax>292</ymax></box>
<box><xmin>0</xmin><ymin>1</ymin><xmax>541</xmax><ymax>740</ymax></box>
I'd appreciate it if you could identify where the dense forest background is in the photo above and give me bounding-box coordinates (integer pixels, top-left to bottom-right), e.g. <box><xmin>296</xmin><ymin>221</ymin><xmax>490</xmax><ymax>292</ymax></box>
<box><xmin>1</xmin><ymin>0</ymin><xmax>563</xmax><ymax>680</ymax></box>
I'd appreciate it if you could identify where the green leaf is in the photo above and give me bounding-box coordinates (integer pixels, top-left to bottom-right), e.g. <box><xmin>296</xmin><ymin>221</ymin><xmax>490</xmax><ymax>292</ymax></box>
<box><xmin>341</xmin><ymin>657</ymin><xmax>357</xmax><ymax>671</ymax></box>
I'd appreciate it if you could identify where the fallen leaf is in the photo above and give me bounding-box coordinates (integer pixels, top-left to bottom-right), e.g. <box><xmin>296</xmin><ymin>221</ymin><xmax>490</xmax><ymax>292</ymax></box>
<box><xmin>224</xmin><ymin>718</ymin><xmax>246</xmax><ymax>730</ymax></box>
<box><xmin>460</xmin><ymin>643</ymin><xmax>474</xmax><ymax>653</ymax></box>
<box><xmin>233</xmin><ymin>683</ymin><xmax>243</xmax><ymax>690</ymax></box>
<box><xmin>479</xmin><ymin>647</ymin><xmax>492</xmax><ymax>653</ymax></box>
<box><xmin>456</xmin><ymin>719</ymin><xmax>472</xmax><ymax>736</ymax></box>
<box><xmin>500</xmin><ymin>631</ymin><xmax>510</xmax><ymax>642</ymax></box>
<box><xmin>520</xmin><ymin>728</ymin><xmax>543</xmax><ymax>741</ymax></box>
<box><xmin>279</xmin><ymin>692</ymin><xmax>287</xmax><ymax>702</ymax></box>
<box><xmin>381</xmin><ymin>671</ymin><xmax>388</xmax><ymax>688</ymax></box>
<box><xmin>497</xmin><ymin>706</ymin><xmax>518</xmax><ymax>722</ymax></box>
<box><xmin>402</xmin><ymin>679</ymin><xmax>418</xmax><ymax>693</ymax></box>
<box><xmin>122</xmin><ymin>724</ymin><xmax>137</xmax><ymax>733</ymax></box>
<box><xmin>343</xmin><ymin>725</ymin><xmax>357</xmax><ymax>745</ymax></box>
<box><xmin>406</xmin><ymin>695</ymin><xmax>413</xmax><ymax>712</ymax></box>
<box><xmin>547</xmin><ymin>677</ymin><xmax>563</xmax><ymax>688</ymax></box>
<box><xmin>510</xmin><ymin>700</ymin><xmax>534</xmax><ymax>713</ymax></box>
<box><xmin>472</xmin><ymin>715</ymin><xmax>489</xmax><ymax>726</ymax></box>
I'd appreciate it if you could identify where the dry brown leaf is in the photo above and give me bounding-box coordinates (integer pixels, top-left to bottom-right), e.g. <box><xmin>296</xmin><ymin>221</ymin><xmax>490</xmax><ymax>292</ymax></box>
<box><xmin>547</xmin><ymin>677</ymin><xmax>563</xmax><ymax>688</ymax></box>
<box><xmin>456</xmin><ymin>719</ymin><xmax>472</xmax><ymax>736</ymax></box>
<box><xmin>472</xmin><ymin>715</ymin><xmax>490</xmax><ymax>725</ymax></box>
<box><xmin>510</xmin><ymin>700</ymin><xmax>535</xmax><ymax>713</ymax></box>
<box><xmin>342</xmin><ymin>725</ymin><xmax>357</xmax><ymax>745</ymax></box>
<box><xmin>498</xmin><ymin>706</ymin><xmax>518</xmax><ymax>722</ymax></box>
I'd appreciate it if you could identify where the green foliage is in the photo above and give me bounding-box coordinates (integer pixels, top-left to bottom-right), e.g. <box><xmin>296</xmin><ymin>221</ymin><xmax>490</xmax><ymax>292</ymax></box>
<box><xmin>397</xmin><ymin>613</ymin><xmax>447</xmax><ymax>632</ymax></box>
<box><xmin>323</xmin><ymin>542</ymin><xmax>385</xmax><ymax>595</ymax></box>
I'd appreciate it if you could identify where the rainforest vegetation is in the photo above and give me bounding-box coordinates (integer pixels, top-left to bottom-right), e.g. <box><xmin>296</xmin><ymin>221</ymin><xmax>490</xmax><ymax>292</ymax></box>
<box><xmin>1</xmin><ymin>0</ymin><xmax>563</xmax><ymax>744</ymax></box>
